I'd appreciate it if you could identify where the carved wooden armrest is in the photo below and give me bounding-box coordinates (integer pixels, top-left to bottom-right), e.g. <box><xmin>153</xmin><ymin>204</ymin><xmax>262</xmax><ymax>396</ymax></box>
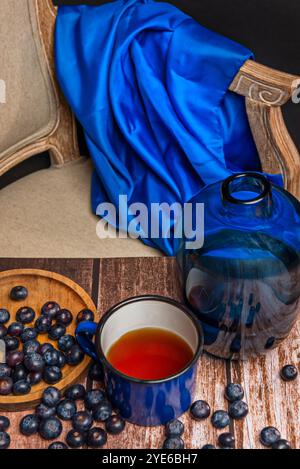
<box><xmin>230</xmin><ymin>60</ymin><xmax>300</xmax><ymax>199</ymax></box>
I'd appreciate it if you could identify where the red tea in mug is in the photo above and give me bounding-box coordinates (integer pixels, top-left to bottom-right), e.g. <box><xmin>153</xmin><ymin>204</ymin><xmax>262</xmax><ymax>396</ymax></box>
<box><xmin>106</xmin><ymin>327</ymin><xmax>194</xmax><ymax>380</ymax></box>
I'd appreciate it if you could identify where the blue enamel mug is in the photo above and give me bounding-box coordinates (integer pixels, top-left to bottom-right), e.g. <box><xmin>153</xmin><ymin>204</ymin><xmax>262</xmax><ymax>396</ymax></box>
<box><xmin>76</xmin><ymin>295</ymin><xmax>203</xmax><ymax>426</ymax></box>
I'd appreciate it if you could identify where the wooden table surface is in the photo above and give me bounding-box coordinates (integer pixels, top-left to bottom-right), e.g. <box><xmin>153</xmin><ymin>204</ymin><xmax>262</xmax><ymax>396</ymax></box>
<box><xmin>0</xmin><ymin>257</ymin><xmax>299</xmax><ymax>450</ymax></box>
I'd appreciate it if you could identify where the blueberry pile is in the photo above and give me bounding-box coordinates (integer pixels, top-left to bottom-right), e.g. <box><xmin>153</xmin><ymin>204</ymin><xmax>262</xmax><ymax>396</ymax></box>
<box><xmin>0</xmin><ymin>285</ymin><xmax>95</xmax><ymax>396</ymax></box>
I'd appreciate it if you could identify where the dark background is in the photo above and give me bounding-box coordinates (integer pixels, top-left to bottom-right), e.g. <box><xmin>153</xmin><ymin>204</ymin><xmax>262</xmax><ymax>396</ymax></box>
<box><xmin>1</xmin><ymin>0</ymin><xmax>299</xmax><ymax>188</ymax></box>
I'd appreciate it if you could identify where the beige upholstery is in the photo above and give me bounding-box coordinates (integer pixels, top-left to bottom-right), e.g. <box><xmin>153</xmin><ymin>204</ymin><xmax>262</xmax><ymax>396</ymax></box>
<box><xmin>0</xmin><ymin>0</ymin><xmax>57</xmax><ymax>160</ymax></box>
<box><xmin>0</xmin><ymin>159</ymin><xmax>160</xmax><ymax>258</ymax></box>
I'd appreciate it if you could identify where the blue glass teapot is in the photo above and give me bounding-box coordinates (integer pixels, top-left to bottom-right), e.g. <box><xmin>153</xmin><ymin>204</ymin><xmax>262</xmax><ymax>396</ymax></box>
<box><xmin>177</xmin><ymin>172</ymin><xmax>300</xmax><ymax>360</ymax></box>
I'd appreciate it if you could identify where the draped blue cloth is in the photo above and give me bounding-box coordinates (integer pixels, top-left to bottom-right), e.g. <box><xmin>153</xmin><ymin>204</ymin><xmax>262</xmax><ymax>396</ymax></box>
<box><xmin>55</xmin><ymin>0</ymin><xmax>274</xmax><ymax>255</ymax></box>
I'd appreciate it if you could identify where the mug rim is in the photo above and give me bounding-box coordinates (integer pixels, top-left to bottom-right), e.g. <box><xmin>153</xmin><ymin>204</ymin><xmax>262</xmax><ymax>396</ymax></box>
<box><xmin>95</xmin><ymin>294</ymin><xmax>203</xmax><ymax>385</ymax></box>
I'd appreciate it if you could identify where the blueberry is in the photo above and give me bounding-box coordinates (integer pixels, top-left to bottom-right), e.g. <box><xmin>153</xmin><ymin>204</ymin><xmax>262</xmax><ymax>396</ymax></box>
<box><xmin>48</xmin><ymin>324</ymin><xmax>66</xmax><ymax>341</ymax></box>
<box><xmin>27</xmin><ymin>370</ymin><xmax>43</xmax><ymax>385</ymax></box>
<box><xmin>7</xmin><ymin>322</ymin><xmax>24</xmax><ymax>337</ymax></box>
<box><xmin>163</xmin><ymin>437</ymin><xmax>184</xmax><ymax>449</ymax></box>
<box><xmin>88</xmin><ymin>362</ymin><xmax>104</xmax><ymax>382</ymax></box>
<box><xmin>0</xmin><ymin>364</ymin><xmax>11</xmax><ymax>379</ymax></box>
<box><xmin>56</xmin><ymin>351</ymin><xmax>66</xmax><ymax>369</ymax></box>
<box><xmin>56</xmin><ymin>399</ymin><xmax>77</xmax><ymax>421</ymax></box>
<box><xmin>105</xmin><ymin>415</ymin><xmax>125</xmax><ymax>435</ymax></box>
<box><xmin>72</xmin><ymin>411</ymin><xmax>93</xmax><ymax>433</ymax></box>
<box><xmin>48</xmin><ymin>441</ymin><xmax>68</xmax><ymax>450</ymax></box>
<box><xmin>201</xmin><ymin>444</ymin><xmax>216</xmax><ymax>449</ymax></box>
<box><xmin>93</xmin><ymin>401</ymin><xmax>112</xmax><ymax>422</ymax></box>
<box><xmin>36</xmin><ymin>403</ymin><xmax>56</xmax><ymax>420</ymax></box>
<box><xmin>280</xmin><ymin>365</ymin><xmax>298</xmax><ymax>382</ymax></box>
<box><xmin>65</xmin><ymin>345</ymin><xmax>84</xmax><ymax>366</ymax></box>
<box><xmin>0</xmin><ymin>431</ymin><xmax>10</xmax><ymax>449</ymax></box>
<box><xmin>12</xmin><ymin>364</ymin><xmax>28</xmax><ymax>383</ymax></box>
<box><xmin>76</xmin><ymin>309</ymin><xmax>94</xmax><ymax>324</ymax></box>
<box><xmin>43</xmin><ymin>366</ymin><xmax>62</xmax><ymax>385</ymax></box>
<box><xmin>56</xmin><ymin>309</ymin><xmax>73</xmax><ymax>326</ymax></box>
<box><xmin>41</xmin><ymin>302</ymin><xmax>60</xmax><ymax>320</ymax></box>
<box><xmin>225</xmin><ymin>383</ymin><xmax>244</xmax><ymax>402</ymax></box>
<box><xmin>20</xmin><ymin>414</ymin><xmax>39</xmax><ymax>436</ymax></box>
<box><xmin>7</xmin><ymin>350</ymin><xmax>24</xmax><ymax>368</ymax></box>
<box><xmin>64</xmin><ymin>384</ymin><xmax>86</xmax><ymax>401</ymax></box>
<box><xmin>0</xmin><ymin>325</ymin><xmax>7</xmax><ymax>339</ymax></box>
<box><xmin>84</xmin><ymin>389</ymin><xmax>105</xmax><ymax>410</ymax></box>
<box><xmin>35</xmin><ymin>316</ymin><xmax>52</xmax><ymax>334</ymax></box>
<box><xmin>4</xmin><ymin>336</ymin><xmax>19</xmax><ymax>352</ymax></box>
<box><xmin>87</xmin><ymin>427</ymin><xmax>107</xmax><ymax>448</ymax></box>
<box><xmin>190</xmin><ymin>400</ymin><xmax>211</xmax><ymax>420</ymax></box>
<box><xmin>272</xmin><ymin>439</ymin><xmax>291</xmax><ymax>449</ymax></box>
<box><xmin>211</xmin><ymin>410</ymin><xmax>230</xmax><ymax>429</ymax></box>
<box><xmin>23</xmin><ymin>339</ymin><xmax>41</xmax><ymax>355</ymax></box>
<box><xmin>10</xmin><ymin>286</ymin><xmax>28</xmax><ymax>301</ymax></box>
<box><xmin>260</xmin><ymin>427</ymin><xmax>281</xmax><ymax>447</ymax></box>
<box><xmin>0</xmin><ymin>309</ymin><xmax>10</xmax><ymax>325</ymax></box>
<box><xmin>24</xmin><ymin>352</ymin><xmax>44</xmax><ymax>372</ymax></box>
<box><xmin>13</xmin><ymin>379</ymin><xmax>31</xmax><ymax>395</ymax></box>
<box><xmin>66</xmin><ymin>429</ymin><xmax>86</xmax><ymax>448</ymax></box>
<box><xmin>44</xmin><ymin>349</ymin><xmax>60</xmax><ymax>367</ymax></box>
<box><xmin>39</xmin><ymin>417</ymin><xmax>62</xmax><ymax>441</ymax></box>
<box><xmin>42</xmin><ymin>386</ymin><xmax>62</xmax><ymax>408</ymax></box>
<box><xmin>16</xmin><ymin>307</ymin><xmax>35</xmax><ymax>324</ymax></box>
<box><xmin>0</xmin><ymin>378</ymin><xmax>13</xmax><ymax>395</ymax></box>
<box><xmin>218</xmin><ymin>432</ymin><xmax>235</xmax><ymax>449</ymax></box>
<box><xmin>165</xmin><ymin>419</ymin><xmax>184</xmax><ymax>437</ymax></box>
<box><xmin>39</xmin><ymin>343</ymin><xmax>54</xmax><ymax>356</ymax></box>
<box><xmin>21</xmin><ymin>328</ymin><xmax>37</xmax><ymax>343</ymax></box>
<box><xmin>0</xmin><ymin>416</ymin><xmax>10</xmax><ymax>432</ymax></box>
<box><xmin>58</xmin><ymin>334</ymin><xmax>75</xmax><ymax>353</ymax></box>
<box><xmin>229</xmin><ymin>400</ymin><xmax>248</xmax><ymax>420</ymax></box>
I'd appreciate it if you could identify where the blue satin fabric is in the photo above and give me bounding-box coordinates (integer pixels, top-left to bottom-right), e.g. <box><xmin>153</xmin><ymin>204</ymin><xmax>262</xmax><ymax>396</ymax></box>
<box><xmin>55</xmin><ymin>0</ymin><xmax>269</xmax><ymax>255</ymax></box>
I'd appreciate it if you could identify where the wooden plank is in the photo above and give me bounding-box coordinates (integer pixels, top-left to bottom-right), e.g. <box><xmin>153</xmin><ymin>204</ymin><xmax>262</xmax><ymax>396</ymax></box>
<box><xmin>230</xmin><ymin>318</ymin><xmax>300</xmax><ymax>449</ymax></box>
<box><xmin>0</xmin><ymin>258</ymin><xmax>94</xmax><ymax>449</ymax></box>
<box><xmin>97</xmin><ymin>257</ymin><xmax>228</xmax><ymax>450</ymax></box>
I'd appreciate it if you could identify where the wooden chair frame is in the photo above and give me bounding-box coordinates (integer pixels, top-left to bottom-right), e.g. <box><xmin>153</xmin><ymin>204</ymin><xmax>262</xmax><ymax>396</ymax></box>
<box><xmin>1</xmin><ymin>0</ymin><xmax>300</xmax><ymax>200</ymax></box>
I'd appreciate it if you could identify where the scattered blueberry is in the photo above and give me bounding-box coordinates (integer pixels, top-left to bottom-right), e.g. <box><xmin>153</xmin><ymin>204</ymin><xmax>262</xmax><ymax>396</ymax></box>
<box><xmin>56</xmin><ymin>351</ymin><xmax>66</xmax><ymax>369</ymax></box>
<box><xmin>76</xmin><ymin>309</ymin><xmax>95</xmax><ymax>324</ymax></box>
<box><xmin>16</xmin><ymin>307</ymin><xmax>35</xmax><ymax>324</ymax></box>
<box><xmin>201</xmin><ymin>444</ymin><xmax>216</xmax><ymax>449</ymax></box>
<box><xmin>48</xmin><ymin>441</ymin><xmax>68</xmax><ymax>450</ymax></box>
<box><xmin>66</xmin><ymin>429</ymin><xmax>86</xmax><ymax>448</ymax></box>
<box><xmin>0</xmin><ymin>325</ymin><xmax>7</xmax><ymax>339</ymax></box>
<box><xmin>10</xmin><ymin>286</ymin><xmax>28</xmax><ymax>301</ymax></box>
<box><xmin>0</xmin><ymin>378</ymin><xmax>13</xmax><ymax>395</ymax></box>
<box><xmin>27</xmin><ymin>370</ymin><xmax>43</xmax><ymax>385</ymax></box>
<box><xmin>41</xmin><ymin>302</ymin><xmax>60</xmax><ymax>320</ymax></box>
<box><xmin>190</xmin><ymin>400</ymin><xmax>211</xmax><ymax>420</ymax></box>
<box><xmin>56</xmin><ymin>399</ymin><xmax>77</xmax><ymax>421</ymax></box>
<box><xmin>24</xmin><ymin>352</ymin><xmax>44</xmax><ymax>372</ymax></box>
<box><xmin>93</xmin><ymin>401</ymin><xmax>112</xmax><ymax>422</ymax></box>
<box><xmin>13</xmin><ymin>379</ymin><xmax>31</xmax><ymax>395</ymax></box>
<box><xmin>7</xmin><ymin>322</ymin><xmax>24</xmax><ymax>337</ymax></box>
<box><xmin>42</xmin><ymin>386</ymin><xmax>62</xmax><ymax>408</ymax></box>
<box><xmin>12</xmin><ymin>364</ymin><xmax>28</xmax><ymax>383</ymax></box>
<box><xmin>36</xmin><ymin>403</ymin><xmax>56</xmax><ymax>420</ymax></box>
<box><xmin>65</xmin><ymin>344</ymin><xmax>84</xmax><ymax>366</ymax></box>
<box><xmin>57</xmin><ymin>334</ymin><xmax>75</xmax><ymax>353</ymax></box>
<box><xmin>43</xmin><ymin>366</ymin><xmax>62</xmax><ymax>385</ymax></box>
<box><xmin>0</xmin><ymin>416</ymin><xmax>10</xmax><ymax>432</ymax></box>
<box><xmin>272</xmin><ymin>439</ymin><xmax>291</xmax><ymax>450</ymax></box>
<box><xmin>225</xmin><ymin>383</ymin><xmax>244</xmax><ymax>402</ymax></box>
<box><xmin>87</xmin><ymin>427</ymin><xmax>107</xmax><ymax>448</ymax></box>
<box><xmin>0</xmin><ymin>365</ymin><xmax>11</xmax><ymax>379</ymax></box>
<box><xmin>20</xmin><ymin>414</ymin><xmax>39</xmax><ymax>436</ymax></box>
<box><xmin>64</xmin><ymin>384</ymin><xmax>86</xmax><ymax>401</ymax></box>
<box><xmin>35</xmin><ymin>316</ymin><xmax>52</xmax><ymax>334</ymax></box>
<box><xmin>218</xmin><ymin>432</ymin><xmax>235</xmax><ymax>449</ymax></box>
<box><xmin>280</xmin><ymin>365</ymin><xmax>298</xmax><ymax>382</ymax></box>
<box><xmin>211</xmin><ymin>410</ymin><xmax>230</xmax><ymax>429</ymax></box>
<box><xmin>0</xmin><ymin>309</ymin><xmax>10</xmax><ymax>325</ymax></box>
<box><xmin>72</xmin><ymin>411</ymin><xmax>93</xmax><ymax>433</ymax></box>
<box><xmin>165</xmin><ymin>419</ymin><xmax>184</xmax><ymax>438</ymax></box>
<box><xmin>84</xmin><ymin>389</ymin><xmax>105</xmax><ymax>410</ymax></box>
<box><xmin>39</xmin><ymin>343</ymin><xmax>54</xmax><ymax>356</ymax></box>
<box><xmin>23</xmin><ymin>339</ymin><xmax>41</xmax><ymax>355</ymax></box>
<box><xmin>39</xmin><ymin>417</ymin><xmax>62</xmax><ymax>441</ymax></box>
<box><xmin>88</xmin><ymin>361</ymin><xmax>104</xmax><ymax>382</ymax></box>
<box><xmin>56</xmin><ymin>309</ymin><xmax>73</xmax><ymax>326</ymax></box>
<box><xmin>0</xmin><ymin>431</ymin><xmax>10</xmax><ymax>449</ymax></box>
<box><xmin>260</xmin><ymin>427</ymin><xmax>281</xmax><ymax>447</ymax></box>
<box><xmin>44</xmin><ymin>349</ymin><xmax>60</xmax><ymax>367</ymax></box>
<box><xmin>229</xmin><ymin>400</ymin><xmax>249</xmax><ymax>420</ymax></box>
<box><xmin>4</xmin><ymin>336</ymin><xmax>19</xmax><ymax>352</ymax></box>
<box><xmin>7</xmin><ymin>351</ymin><xmax>24</xmax><ymax>368</ymax></box>
<box><xmin>163</xmin><ymin>437</ymin><xmax>184</xmax><ymax>449</ymax></box>
<box><xmin>105</xmin><ymin>415</ymin><xmax>125</xmax><ymax>435</ymax></box>
<box><xmin>20</xmin><ymin>328</ymin><xmax>37</xmax><ymax>343</ymax></box>
<box><xmin>48</xmin><ymin>324</ymin><xmax>66</xmax><ymax>341</ymax></box>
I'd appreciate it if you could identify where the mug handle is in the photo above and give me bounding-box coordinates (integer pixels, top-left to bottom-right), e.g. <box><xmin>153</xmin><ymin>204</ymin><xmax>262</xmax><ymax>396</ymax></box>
<box><xmin>75</xmin><ymin>321</ymin><xmax>98</xmax><ymax>362</ymax></box>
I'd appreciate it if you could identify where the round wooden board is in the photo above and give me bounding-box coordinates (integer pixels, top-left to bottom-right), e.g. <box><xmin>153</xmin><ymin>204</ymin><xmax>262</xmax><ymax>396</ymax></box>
<box><xmin>0</xmin><ymin>269</ymin><xmax>98</xmax><ymax>411</ymax></box>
